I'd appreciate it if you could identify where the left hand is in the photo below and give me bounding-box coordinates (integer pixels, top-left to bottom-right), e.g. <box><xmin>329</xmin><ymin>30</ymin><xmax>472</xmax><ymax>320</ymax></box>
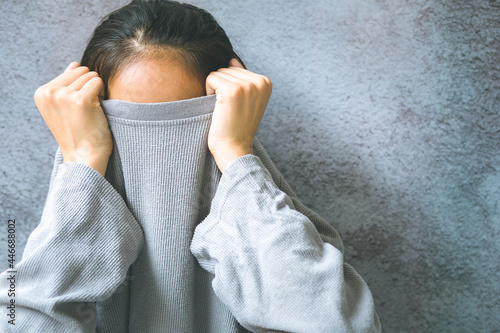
<box><xmin>206</xmin><ymin>58</ymin><xmax>272</xmax><ymax>173</ymax></box>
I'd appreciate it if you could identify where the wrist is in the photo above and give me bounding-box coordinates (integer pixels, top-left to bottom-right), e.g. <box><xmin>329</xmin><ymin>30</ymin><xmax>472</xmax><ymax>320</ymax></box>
<box><xmin>63</xmin><ymin>149</ymin><xmax>111</xmax><ymax>177</ymax></box>
<box><xmin>210</xmin><ymin>145</ymin><xmax>254</xmax><ymax>174</ymax></box>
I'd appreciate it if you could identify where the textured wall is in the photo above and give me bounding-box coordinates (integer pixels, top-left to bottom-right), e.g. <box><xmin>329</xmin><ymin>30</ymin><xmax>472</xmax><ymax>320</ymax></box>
<box><xmin>1</xmin><ymin>1</ymin><xmax>499</xmax><ymax>332</ymax></box>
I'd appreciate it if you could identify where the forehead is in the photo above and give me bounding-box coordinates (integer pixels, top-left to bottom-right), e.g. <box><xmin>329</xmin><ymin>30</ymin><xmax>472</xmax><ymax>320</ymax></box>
<box><xmin>106</xmin><ymin>56</ymin><xmax>205</xmax><ymax>103</ymax></box>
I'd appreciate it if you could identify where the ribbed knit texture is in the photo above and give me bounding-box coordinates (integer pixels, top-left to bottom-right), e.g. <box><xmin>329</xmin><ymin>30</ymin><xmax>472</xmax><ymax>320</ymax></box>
<box><xmin>0</xmin><ymin>94</ymin><xmax>380</xmax><ymax>332</ymax></box>
<box><xmin>97</xmin><ymin>95</ymin><xmax>244</xmax><ymax>333</ymax></box>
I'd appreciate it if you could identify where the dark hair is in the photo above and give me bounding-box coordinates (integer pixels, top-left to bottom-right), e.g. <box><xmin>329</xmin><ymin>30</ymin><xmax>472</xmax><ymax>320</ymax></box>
<box><xmin>80</xmin><ymin>0</ymin><xmax>245</xmax><ymax>99</ymax></box>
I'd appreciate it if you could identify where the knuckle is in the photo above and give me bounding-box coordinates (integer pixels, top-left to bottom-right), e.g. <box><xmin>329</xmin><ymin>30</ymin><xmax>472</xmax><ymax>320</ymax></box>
<box><xmin>257</xmin><ymin>76</ymin><xmax>271</xmax><ymax>89</ymax></box>
<box><xmin>47</xmin><ymin>86</ymin><xmax>59</xmax><ymax>96</ymax></box>
<box><xmin>54</xmin><ymin>88</ymin><xmax>68</xmax><ymax>103</ymax></box>
<box><xmin>35</xmin><ymin>85</ymin><xmax>56</xmax><ymax>101</ymax></box>
<box><xmin>73</xmin><ymin>95</ymin><xmax>87</xmax><ymax>107</ymax></box>
<box><xmin>33</xmin><ymin>86</ymin><xmax>44</xmax><ymax>102</ymax></box>
<box><xmin>207</xmin><ymin>71</ymin><xmax>218</xmax><ymax>79</ymax></box>
<box><xmin>205</xmin><ymin>73</ymin><xmax>215</xmax><ymax>84</ymax></box>
<box><xmin>246</xmin><ymin>81</ymin><xmax>259</xmax><ymax>94</ymax></box>
<box><xmin>264</xmin><ymin>76</ymin><xmax>272</xmax><ymax>87</ymax></box>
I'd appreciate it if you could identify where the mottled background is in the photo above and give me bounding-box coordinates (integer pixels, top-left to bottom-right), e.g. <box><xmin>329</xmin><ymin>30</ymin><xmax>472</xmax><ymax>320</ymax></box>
<box><xmin>1</xmin><ymin>1</ymin><xmax>499</xmax><ymax>332</ymax></box>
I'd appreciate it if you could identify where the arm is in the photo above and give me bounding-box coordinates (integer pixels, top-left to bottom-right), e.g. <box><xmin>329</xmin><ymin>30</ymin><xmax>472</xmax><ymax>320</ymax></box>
<box><xmin>0</xmin><ymin>147</ymin><xmax>144</xmax><ymax>332</ymax></box>
<box><xmin>190</xmin><ymin>138</ymin><xmax>381</xmax><ymax>333</ymax></box>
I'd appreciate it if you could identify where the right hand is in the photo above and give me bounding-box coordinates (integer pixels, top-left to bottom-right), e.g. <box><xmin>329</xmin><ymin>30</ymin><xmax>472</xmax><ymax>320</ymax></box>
<box><xmin>34</xmin><ymin>61</ymin><xmax>112</xmax><ymax>177</ymax></box>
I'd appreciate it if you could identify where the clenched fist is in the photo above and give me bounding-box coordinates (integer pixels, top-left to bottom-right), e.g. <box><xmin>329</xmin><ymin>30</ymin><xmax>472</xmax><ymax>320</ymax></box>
<box><xmin>206</xmin><ymin>58</ymin><xmax>272</xmax><ymax>173</ymax></box>
<box><xmin>34</xmin><ymin>62</ymin><xmax>112</xmax><ymax>177</ymax></box>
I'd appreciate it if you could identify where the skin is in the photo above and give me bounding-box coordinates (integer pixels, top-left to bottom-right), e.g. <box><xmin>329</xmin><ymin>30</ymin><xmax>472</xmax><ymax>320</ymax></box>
<box><xmin>34</xmin><ymin>56</ymin><xmax>272</xmax><ymax>176</ymax></box>
<box><xmin>107</xmin><ymin>55</ymin><xmax>206</xmax><ymax>103</ymax></box>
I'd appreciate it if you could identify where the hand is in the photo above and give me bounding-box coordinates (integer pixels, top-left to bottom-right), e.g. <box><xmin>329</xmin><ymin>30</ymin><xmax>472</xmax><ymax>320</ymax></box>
<box><xmin>34</xmin><ymin>62</ymin><xmax>112</xmax><ymax>177</ymax></box>
<box><xmin>206</xmin><ymin>59</ymin><xmax>272</xmax><ymax>173</ymax></box>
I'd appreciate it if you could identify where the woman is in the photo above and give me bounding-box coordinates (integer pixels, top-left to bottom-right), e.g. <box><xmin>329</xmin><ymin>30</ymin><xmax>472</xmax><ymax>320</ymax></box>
<box><xmin>0</xmin><ymin>1</ymin><xmax>381</xmax><ymax>332</ymax></box>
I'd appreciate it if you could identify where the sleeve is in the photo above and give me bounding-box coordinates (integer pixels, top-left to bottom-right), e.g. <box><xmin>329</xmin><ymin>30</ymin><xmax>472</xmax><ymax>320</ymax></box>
<box><xmin>0</xmin><ymin>147</ymin><xmax>144</xmax><ymax>333</ymax></box>
<box><xmin>190</xmin><ymin>139</ymin><xmax>381</xmax><ymax>333</ymax></box>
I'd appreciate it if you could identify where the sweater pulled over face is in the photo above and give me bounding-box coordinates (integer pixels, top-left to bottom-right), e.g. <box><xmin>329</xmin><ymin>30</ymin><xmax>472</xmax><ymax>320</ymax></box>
<box><xmin>0</xmin><ymin>94</ymin><xmax>381</xmax><ymax>333</ymax></box>
<box><xmin>98</xmin><ymin>94</ymin><xmax>244</xmax><ymax>332</ymax></box>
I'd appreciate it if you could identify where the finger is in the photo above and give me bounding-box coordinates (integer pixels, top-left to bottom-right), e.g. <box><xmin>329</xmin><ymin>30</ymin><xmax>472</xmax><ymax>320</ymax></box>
<box><xmin>229</xmin><ymin>58</ymin><xmax>244</xmax><ymax>69</ymax></box>
<box><xmin>206</xmin><ymin>76</ymin><xmax>216</xmax><ymax>96</ymax></box>
<box><xmin>80</xmin><ymin>76</ymin><xmax>104</xmax><ymax>99</ymax></box>
<box><xmin>206</xmin><ymin>71</ymin><xmax>237</xmax><ymax>96</ymax></box>
<box><xmin>216</xmin><ymin>68</ymin><xmax>271</xmax><ymax>92</ymax></box>
<box><xmin>217</xmin><ymin>67</ymin><xmax>258</xmax><ymax>81</ymax></box>
<box><xmin>219</xmin><ymin>63</ymin><xmax>267</xmax><ymax>83</ymax></box>
<box><xmin>53</xmin><ymin>66</ymin><xmax>91</xmax><ymax>88</ymax></box>
<box><xmin>68</xmin><ymin>71</ymin><xmax>99</xmax><ymax>91</ymax></box>
<box><xmin>210</xmin><ymin>71</ymin><xmax>246</xmax><ymax>84</ymax></box>
<box><xmin>65</xmin><ymin>61</ymin><xmax>80</xmax><ymax>73</ymax></box>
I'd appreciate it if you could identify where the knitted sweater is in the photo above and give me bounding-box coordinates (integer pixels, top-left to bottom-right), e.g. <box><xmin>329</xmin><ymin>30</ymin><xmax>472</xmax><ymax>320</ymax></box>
<box><xmin>0</xmin><ymin>94</ymin><xmax>381</xmax><ymax>332</ymax></box>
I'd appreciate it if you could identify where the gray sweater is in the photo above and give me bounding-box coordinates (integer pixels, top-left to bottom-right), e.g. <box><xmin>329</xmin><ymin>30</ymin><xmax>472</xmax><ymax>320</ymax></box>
<box><xmin>0</xmin><ymin>94</ymin><xmax>381</xmax><ymax>332</ymax></box>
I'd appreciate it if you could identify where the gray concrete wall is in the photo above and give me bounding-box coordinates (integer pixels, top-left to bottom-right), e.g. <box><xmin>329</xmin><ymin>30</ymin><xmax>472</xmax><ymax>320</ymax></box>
<box><xmin>1</xmin><ymin>1</ymin><xmax>498</xmax><ymax>332</ymax></box>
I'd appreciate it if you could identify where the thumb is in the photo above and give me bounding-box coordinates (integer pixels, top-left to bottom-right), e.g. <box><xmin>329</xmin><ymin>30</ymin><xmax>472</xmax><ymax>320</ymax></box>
<box><xmin>98</xmin><ymin>86</ymin><xmax>105</xmax><ymax>100</ymax></box>
<box><xmin>229</xmin><ymin>58</ymin><xmax>244</xmax><ymax>69</ymax></box>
